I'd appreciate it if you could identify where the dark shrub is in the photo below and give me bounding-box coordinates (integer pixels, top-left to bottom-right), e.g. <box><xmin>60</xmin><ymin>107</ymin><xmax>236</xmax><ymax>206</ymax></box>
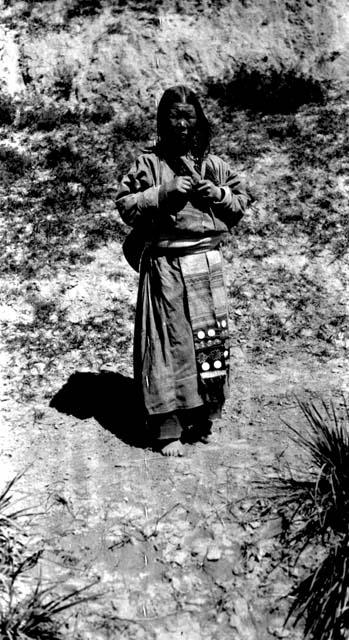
<box><xmin>17</xmin><ymin>102</ymin><xmax>81</xmax><ymax>131</ymax></box>
<box><xmin>0</xmin><ymin>145</ymin><xmax>30</xmax><ymax>178</ymax></box>
<box><xmin>17</xmin><ymin>103</ymin><xmax>60</xmax><ymax>131</ymax></box>
<box><xmin>43</xmin><ymin>134</ymin><xmax>108</xmax><ymax>206</ymax></box>
<box><xmin>111</xmin><ymin>111</ymin><xmax>154</xmax><ymax>143</ymax></box>
<box><xmin>0</xmin><ymin>93</ymin><xmax>16</xmax><ymax>126</ymax></box>
<box><xmin>206</xmin><ymin>63</ymin><xmax>328</xmax><ymax>114</ymax></box>
<box><xmin>111</xmin><ymin>0</ymin><xmax>230</xmax><ymax>13</ymax></box>
<box><xmin>52</xmin><ymin>63</ymin><xmax>75</xmax><ymax>100</ymax></box>
<box><xmin>65</xmin><ymin>0</ymin><xmax>102</xmax><ymax>19</ymax></box>
<box><xmin>88</xmin><ymin>100</ymin><xmax>115</xmax><ymax>124</ymax></box>
<box><xmin>45</xmin><ymin>140</ymin><xmax>79</xmax><ymax>169</ymax></box>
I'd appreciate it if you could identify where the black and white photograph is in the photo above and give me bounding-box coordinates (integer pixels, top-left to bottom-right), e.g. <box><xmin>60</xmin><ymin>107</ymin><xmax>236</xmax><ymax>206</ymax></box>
<box><xmin>0</xmin><ymin>0</ymin><xmax>348</xmax><ymax>638</ymax></box>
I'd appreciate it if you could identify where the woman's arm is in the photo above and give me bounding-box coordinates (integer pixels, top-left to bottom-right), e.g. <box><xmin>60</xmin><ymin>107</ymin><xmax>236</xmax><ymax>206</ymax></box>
<box><xmin>116</xmin><ymin>154</ymin><xmax>193</xmax><ymax>227</ymax></box>
<box><xmin>116</xmin><ymin>155</ymin><xmax>162</xmax><ymax>228</ymax></box>
<box><xmin>202</xmin><ymin>156</ymin><xmax>248</xmax><ymax>229</ymax></box>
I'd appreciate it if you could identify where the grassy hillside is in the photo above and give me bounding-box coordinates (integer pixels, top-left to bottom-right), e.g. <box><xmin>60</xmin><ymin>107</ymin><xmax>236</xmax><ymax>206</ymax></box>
<box><xmin>0</xmin><ymin>0</ymin><xmax>347</xmax><ymax>414</ymax></box>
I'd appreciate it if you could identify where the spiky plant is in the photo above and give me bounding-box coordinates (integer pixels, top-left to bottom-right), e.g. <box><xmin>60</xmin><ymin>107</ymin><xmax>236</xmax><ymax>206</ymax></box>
<box><xmin>287</xmin><ymin>534</ymin><xmax>349</xmax><ymax>640</ymax></box>
<box><xmin>256</xmin><ymin>397</ymin><xmax>349</xmax><ymax>639</ymax></box>
<box><xmin>0</xmin><ymin>579</ymin><xmax>97</xmax><ymax>640</ymax></box>
<box><xmin>259</xmin><ymin>398</ymin><xmax>349</xmax><ymax>551</ymax></box>
<box><xmin>0</xmin><ymin>471</ymin><xmax>98</xmax><ymax>639</ymax></box>
<box><xmin>0</xmin><ymin>470</ymin><xmax>37</xmax><ymax>583</ymax></box>
<box><xmin>290</xmin><ymin>399</ymin><xmax>349</xmax><ymax>535</ymax></box>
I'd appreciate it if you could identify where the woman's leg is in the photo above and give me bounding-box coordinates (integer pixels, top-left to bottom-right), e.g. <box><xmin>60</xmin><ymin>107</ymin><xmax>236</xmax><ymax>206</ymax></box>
<box><xmin>148</xmin><ymin>411</ymin><xmax>184</xmax><ymax>456</ymax></box>
<box><xmin>179</xmin><ymin>406</ymin><xmax>213</xmax><ymax>443</ymax></box>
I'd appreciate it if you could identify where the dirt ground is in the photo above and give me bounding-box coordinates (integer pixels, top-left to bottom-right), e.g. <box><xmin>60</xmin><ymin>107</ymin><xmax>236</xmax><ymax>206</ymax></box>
<box><xmin>1</xmin><ymin>225</ymin><xmax>348</xmax><ymax>638</ymax></box>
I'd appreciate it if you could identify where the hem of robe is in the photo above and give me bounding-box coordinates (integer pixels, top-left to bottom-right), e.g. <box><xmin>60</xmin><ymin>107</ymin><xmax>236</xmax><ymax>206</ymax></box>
<box><xmin>149</xmin><ymin>405</ymin><xmax>215</xmax><ymax>441</ymax></box>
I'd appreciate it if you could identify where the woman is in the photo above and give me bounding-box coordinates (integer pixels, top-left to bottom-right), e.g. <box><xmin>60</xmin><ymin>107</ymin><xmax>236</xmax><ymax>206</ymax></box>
<box><xmin>116</xmin><ymin>85</ymin><xmax>247</xmax><ymax>456</ymax></box>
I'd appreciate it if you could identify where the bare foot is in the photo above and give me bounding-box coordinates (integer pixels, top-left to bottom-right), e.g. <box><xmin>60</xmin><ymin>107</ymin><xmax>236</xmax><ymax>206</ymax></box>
<box><xmin>160</xmin><ymin>439</ymin><xmax>184</xmax><ymax>457</ymax></box>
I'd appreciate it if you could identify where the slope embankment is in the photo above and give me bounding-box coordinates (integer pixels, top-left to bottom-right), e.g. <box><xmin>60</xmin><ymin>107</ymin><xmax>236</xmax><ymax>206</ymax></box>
<box><xmin>1</xmin><ymin>0</ymin><xmax>348</xmax><ymax>113</ymax></box>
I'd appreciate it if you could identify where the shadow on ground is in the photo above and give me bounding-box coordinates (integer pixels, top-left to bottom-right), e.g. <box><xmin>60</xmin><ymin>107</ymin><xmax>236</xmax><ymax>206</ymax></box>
<box><xmin>49</xmin><ymin>370</ymin><xmax>148</xmax><ymax>448</ymax></box>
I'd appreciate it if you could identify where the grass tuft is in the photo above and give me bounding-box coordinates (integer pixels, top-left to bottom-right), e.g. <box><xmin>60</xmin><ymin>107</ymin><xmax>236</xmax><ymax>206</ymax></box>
<box><xmin>258</xmin><ymin>398</ymin><xmax>349</xmax><ymax>547</ymax></box>
<box><xmin>256</xmin><ymin>398</ymin><xmax>349</xmax><ymax>639</ymax></box>
<box><xmin>287</xmin><ymin>535</ymin><xmax>349</xmax><ymax>640</ymax></box>
<box><xmin>0</xmin><ymin>579</ymin><xmax>98</xmax><ymax>640</ymax></box>
<box><xmin>286</xmin><ymin>398</ymin><xmax>349</xmax><ymax>538</ymax></box>
<box><xmin>0</xmin><ymin>470</ymin><xmax>98</xmax><ymax>640</ymax></box>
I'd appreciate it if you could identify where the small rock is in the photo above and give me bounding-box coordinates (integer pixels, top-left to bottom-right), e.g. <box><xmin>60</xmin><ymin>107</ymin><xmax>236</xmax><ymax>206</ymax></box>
<box><xmin>206</xmin><ymin>544</ymin><xmax>222</xmax><ymax>561</ymax></box>
<box><xmin>190</xmin><ymin>538</ymin><xmax>209</xmax><ymax>557</ymax></box>
<box><xmin>249</xmin><ymin>520</ymin><xmax>260</xmax><ymax>529</ymax></box>
<box><xmin>172</xmin><ymin>550</ymin><xmax>187</xmax><ymax>566</ymax></box>
<box><xmin>268</xmin><ymin>622</ymin><xmax>291</xmax><ymax>638</ymax></box>
<box><xmin>229</xmin><ymin>613</ymin><xmax>257</xmax><ymax>639</ymax></box>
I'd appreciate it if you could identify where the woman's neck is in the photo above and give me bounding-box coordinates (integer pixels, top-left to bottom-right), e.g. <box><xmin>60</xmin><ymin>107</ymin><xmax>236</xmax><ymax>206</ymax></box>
<box><xmin>164</xmin><ymin>148</ymin><xmax>197</xmax><ymax>162</ymax></box>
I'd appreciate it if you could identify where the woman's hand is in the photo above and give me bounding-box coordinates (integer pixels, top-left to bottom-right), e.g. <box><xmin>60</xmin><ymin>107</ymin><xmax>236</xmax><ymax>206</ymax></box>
<box><xmin>165</xmin><ymin>176</ymin><xmax>193</xmax><ymax>195</ymax></box>
<box><xmin>159</xmin><ymin>176</ymin><xmax>193</xmax><ymax>207</ymax></box>
<box><xmin>196</xmin><ymin>180</ymin><xmax>222</xmax><ymax>202</ymax></box>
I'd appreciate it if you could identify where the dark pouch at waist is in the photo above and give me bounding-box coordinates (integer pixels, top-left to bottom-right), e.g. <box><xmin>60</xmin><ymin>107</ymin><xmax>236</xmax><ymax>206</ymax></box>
<box><xmin>123</xmin><ymin>228</ymin><xmax>148</xmax><ymax>272</ymax></box>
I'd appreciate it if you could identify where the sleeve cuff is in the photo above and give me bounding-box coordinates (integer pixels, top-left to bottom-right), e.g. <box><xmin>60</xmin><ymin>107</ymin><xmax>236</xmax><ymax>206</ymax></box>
<box><xmin>213</xmin><ymin>186</ymin><xmax>231</xmax><ymax>206</ymax></box>
<box><xmin>138</xmin><ymin>186</ymin><xmax>160</xmax><ymax>211</ymax></box>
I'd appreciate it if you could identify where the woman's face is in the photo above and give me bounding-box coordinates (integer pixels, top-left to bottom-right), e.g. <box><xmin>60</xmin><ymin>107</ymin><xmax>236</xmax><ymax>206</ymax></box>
<box><xmin>165</xmin><ymin>101</ymin><xmax>197</xmax><ymax>153</ymax></box>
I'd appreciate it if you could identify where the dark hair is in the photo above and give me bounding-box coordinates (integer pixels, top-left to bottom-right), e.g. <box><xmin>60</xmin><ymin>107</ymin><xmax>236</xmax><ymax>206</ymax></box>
<box><xmin>157</xmin><ymin>85</ymin><xmax>211</xmax><ymax>158</ymax></box>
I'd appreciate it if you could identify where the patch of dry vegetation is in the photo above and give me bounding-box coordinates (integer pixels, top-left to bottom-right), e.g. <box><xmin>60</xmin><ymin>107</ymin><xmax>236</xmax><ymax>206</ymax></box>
<box><xmin>254</xmin><ymin>399</ymin><xmax>349</xmax><ymax>639</ymax></box>
<box><xmin>0</xmin><ymin>472</ymin><xmax>98</xmax><ymax>640</ymax></box>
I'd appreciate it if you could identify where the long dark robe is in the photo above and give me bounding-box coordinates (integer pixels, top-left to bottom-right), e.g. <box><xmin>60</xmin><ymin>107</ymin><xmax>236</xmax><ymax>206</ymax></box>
<box><xmin>116</xmin><ymin>152</ymin><xmax>247</xmax><ymax>424</ymax></box>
